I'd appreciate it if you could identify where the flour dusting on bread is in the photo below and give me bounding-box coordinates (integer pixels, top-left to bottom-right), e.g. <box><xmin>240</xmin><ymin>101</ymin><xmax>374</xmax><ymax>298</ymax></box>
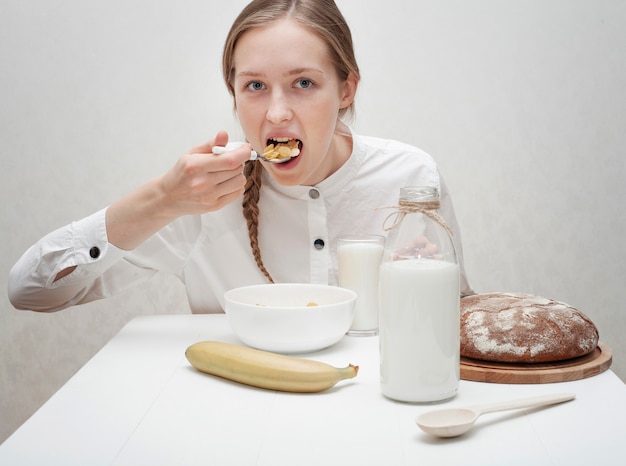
<box><xmin>460</xmin><ymin>292</ymin><xmax>599</xmax><ymax>363</ymax></box>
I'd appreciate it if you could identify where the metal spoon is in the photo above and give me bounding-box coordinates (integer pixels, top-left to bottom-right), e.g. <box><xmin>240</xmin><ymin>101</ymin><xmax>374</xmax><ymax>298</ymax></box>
<box><xmin>212</xmin><ymin>142</ymin><xmax>292</xmax><ymax>163</ymax></box>
<box><xmin>415</xmin><ymin>392</ymin><xmax>576</xmax><ymax>438</ymax></box>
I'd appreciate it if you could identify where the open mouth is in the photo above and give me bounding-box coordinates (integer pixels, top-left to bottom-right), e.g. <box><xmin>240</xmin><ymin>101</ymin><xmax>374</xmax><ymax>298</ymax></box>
<box><xmin>263</xmin><ymin>138</ymin><xmax>302</xmax><ymax>161</ymax></box>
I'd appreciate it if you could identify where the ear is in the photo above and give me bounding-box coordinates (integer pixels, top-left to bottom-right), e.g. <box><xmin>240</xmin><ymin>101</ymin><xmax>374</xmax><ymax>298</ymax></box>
<box><xmin>339</xmin><ymin>72</ymin><xmax>359</xmax><ymax>110</ymax></box>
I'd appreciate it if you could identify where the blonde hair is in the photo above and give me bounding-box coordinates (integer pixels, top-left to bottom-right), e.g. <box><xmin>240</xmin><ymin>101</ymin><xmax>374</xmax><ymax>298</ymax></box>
<box><xmin>223</xmin><ymin>0</ymin><xmax>360</xmax><ymax>282</ymax></box>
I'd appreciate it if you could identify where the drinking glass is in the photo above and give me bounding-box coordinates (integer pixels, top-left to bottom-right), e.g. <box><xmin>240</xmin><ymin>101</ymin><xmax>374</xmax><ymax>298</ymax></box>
<box><xmin>337</xmin><ymin>235</ymin><xmax>384</xmax><ymax>336</ymax></box>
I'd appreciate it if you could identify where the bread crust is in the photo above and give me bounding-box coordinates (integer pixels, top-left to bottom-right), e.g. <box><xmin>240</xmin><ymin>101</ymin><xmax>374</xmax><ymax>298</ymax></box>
<box><xmin>460</xmin><ymin>292</ymin><xmax>599</xmax><ymax>363</ymax></box>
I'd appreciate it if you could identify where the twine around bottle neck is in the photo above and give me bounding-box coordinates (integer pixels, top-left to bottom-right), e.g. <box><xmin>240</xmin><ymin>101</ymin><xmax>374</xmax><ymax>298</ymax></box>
<box><xmin>382</xmin><ymin>199</ymin><xmax>454</xmax><ymax>236</ymax></box>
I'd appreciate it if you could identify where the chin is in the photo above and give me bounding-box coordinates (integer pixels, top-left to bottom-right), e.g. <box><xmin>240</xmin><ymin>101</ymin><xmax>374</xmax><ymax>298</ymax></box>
<box><xmin>265</xmin><ymin>155</ymin><xmax>307</xmax><ymax>186</ymax></box>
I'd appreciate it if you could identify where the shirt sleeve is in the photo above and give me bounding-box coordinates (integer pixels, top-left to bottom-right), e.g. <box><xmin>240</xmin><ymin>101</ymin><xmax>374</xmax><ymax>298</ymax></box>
<box><xmin>8</xmin><ymin>207</ymin><xmax>134</xmax><ymax>312</ymax></box>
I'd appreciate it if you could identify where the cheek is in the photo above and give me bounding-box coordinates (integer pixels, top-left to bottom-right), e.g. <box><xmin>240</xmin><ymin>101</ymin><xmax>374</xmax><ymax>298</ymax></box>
<box><xmin>234</xmin><ymin>98</ymin><xmax>256</xmax><ymax>128</ymax></box>
<box><xmin>307</xmin><ymin>96</ymin><xmax>341</xmax><ymax>127</ymax></box>
<box><xmin>234</xmin><ymin>94</ymin><xmax>245</xmax><ymax>116</ymax></box>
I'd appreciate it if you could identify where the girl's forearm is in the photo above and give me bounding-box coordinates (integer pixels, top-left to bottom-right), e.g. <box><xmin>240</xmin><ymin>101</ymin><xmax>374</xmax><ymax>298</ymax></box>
<box><xmin>105</xmin><ymin>177</ymin><xmax>177</xmax><ymax>251</ymax></box>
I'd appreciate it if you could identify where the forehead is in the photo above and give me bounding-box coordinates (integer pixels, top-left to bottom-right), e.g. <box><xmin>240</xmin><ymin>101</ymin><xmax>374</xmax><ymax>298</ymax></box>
<box><xmin>233</xmin><ymin>18</ymin><xmax>333</xmax><ymax>75</ymax></box>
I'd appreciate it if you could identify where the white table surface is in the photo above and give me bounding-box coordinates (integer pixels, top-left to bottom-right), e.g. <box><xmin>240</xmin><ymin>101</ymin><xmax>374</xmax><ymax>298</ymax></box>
<box><xmin>1</xmin><ymin>314</ymin><xmax>625</xmax><ymax>466</ymax></box>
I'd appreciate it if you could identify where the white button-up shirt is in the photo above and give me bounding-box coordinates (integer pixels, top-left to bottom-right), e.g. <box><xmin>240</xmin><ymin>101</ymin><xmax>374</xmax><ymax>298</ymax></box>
<box><xmin>9</xmin><ymin>133</ymin><xmax>472</xmax><ymax>313</ymax></box>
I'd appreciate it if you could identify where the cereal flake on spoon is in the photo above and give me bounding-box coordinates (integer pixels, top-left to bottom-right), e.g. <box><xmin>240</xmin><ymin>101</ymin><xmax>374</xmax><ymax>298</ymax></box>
<box><xmin>263</xmin><ymin>138</ymin><xmax>301</xmax><ymax>162</ymax></box>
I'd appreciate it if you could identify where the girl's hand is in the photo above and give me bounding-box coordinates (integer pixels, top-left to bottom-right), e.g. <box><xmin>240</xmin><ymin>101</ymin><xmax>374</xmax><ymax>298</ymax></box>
<box><xmin>394</xmin><ymin>235</ymin><xmax>440</xmax><ymax>260</ymax></box>
<box><xmin>106</xmin><ymin>131</ymin><xmax>252</xmax><ymax>250</ymax></box>
<box><xmin>157</xmin><ymin>130</ymin><xmax>251</xmax><ymax>217</ymax></box>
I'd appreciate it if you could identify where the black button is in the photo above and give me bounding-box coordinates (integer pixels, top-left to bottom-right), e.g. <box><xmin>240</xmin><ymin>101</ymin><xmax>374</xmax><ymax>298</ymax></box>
<box><xmin>313</xmin><ymin>239</ymin><xmax>325</xmax><ymax>250</ymax></box>
<box><xmin>308</xmin><ymin>189</ymin><xmax>320</xmax><ymax>199</ymax></box>
<box><xmin>89</xmin><ymin>247</ymin><xmax>101</xmax><ymax>259</ymax></box>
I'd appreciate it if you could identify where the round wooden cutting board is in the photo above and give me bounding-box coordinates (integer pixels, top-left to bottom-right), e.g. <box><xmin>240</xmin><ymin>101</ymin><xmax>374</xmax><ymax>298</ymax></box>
<box><xmin>460</xmin><ymin>342</ymin><xmax>612</xmax><ymax>384</ymax></box>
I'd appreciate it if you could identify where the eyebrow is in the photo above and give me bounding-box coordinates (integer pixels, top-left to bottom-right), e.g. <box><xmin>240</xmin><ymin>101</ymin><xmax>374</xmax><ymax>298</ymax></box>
<box><xmin>236</xmin><ymin>67</ymin><xmax>325</xmax><ymax>79</ymax></box>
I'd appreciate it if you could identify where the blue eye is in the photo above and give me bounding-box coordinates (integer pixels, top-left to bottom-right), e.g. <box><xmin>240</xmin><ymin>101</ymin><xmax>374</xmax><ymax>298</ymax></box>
<box><xmin>247</xmin><ymin>81</ymin><xmax>265</xmax><ymax>91</ymax></box>
<box><xmin>296</xmin><ymin>79</ymin><xmax>313</xmax><ymax>89</ymax></box>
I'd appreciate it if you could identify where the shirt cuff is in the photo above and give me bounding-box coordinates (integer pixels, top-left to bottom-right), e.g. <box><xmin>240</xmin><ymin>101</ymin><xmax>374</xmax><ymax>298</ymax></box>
<box><xmin>47</xmin><ymin>207</ymin><xmax>129</xmax><ymax>288</ymax></box>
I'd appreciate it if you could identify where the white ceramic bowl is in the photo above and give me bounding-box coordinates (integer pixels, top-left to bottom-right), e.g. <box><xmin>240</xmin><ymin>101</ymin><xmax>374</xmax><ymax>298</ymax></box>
<box><xmin>224</xmin><ymin>283</ymin><xmax>357</xmax><ymax>353</ymax></box>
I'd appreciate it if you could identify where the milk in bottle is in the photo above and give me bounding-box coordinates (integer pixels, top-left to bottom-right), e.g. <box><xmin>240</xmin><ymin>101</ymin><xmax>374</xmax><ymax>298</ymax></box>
<box><xmin>379</xmin><ymin>186</ymin><xmax>460</xmax><ymax>403</ymax></box>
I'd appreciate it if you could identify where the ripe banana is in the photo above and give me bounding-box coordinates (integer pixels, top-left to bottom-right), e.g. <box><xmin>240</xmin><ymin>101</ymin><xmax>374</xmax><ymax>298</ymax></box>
<box><xmin>185</xmin><ymin>340</ymin><xmax>359</xmax><ymax>393</ymax></box>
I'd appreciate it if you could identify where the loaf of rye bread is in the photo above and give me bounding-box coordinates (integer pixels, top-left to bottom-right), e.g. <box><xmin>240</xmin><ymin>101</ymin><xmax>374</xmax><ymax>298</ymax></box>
<box><xmin>460</xmin><ymin>292</ymin><xmax>599</xmax><ymax>363</ymax></box>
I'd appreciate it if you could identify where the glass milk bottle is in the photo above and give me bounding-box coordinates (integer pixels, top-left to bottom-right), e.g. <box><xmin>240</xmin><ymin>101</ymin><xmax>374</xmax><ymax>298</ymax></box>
<box><xmin>379</xmin><ymin>186</ymin><xmax>460</xmax><ymax>403</ymax></box>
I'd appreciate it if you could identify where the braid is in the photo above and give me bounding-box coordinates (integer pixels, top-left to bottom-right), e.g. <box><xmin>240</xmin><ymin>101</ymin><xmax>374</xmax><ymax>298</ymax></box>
<box><xmin>242</xmin><ymin>161</ymin><xmax>274</xmax><ymax>283</ymax></box>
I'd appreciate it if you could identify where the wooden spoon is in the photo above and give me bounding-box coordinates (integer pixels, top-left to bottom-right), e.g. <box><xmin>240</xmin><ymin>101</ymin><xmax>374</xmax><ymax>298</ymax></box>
<box><xmin>416</xmin><ymin>392</ymin><xmax>576</xmax><ymax>438</ymax></box>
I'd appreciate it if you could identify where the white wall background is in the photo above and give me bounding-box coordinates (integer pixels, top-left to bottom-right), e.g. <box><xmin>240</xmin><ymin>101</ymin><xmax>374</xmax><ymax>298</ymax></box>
<box><xmin>1</xmin><ymin>0</ymin><xmax>624</xmax><ymax>443</ymax></box>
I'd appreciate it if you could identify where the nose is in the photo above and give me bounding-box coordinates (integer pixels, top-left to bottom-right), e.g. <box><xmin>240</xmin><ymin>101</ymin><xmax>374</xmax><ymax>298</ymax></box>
<box><xmin>265</xmin><ymin>90</ymin><xmax>293</xmax><ymax>124</ymax></box>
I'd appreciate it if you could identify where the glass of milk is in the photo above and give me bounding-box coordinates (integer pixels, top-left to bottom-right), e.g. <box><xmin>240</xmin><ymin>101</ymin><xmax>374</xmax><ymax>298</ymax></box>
<box><xmin>337</xmin><ymin>235</ymin><xmax>384</xmax><ymax>336</ymax></box>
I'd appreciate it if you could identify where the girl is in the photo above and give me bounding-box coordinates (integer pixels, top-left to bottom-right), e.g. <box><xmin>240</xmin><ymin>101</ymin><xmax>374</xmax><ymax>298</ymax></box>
<box><xmin>9</xmin><ymin>0</ymin><xmax>472</xmax><ymax>313</ymax></box>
